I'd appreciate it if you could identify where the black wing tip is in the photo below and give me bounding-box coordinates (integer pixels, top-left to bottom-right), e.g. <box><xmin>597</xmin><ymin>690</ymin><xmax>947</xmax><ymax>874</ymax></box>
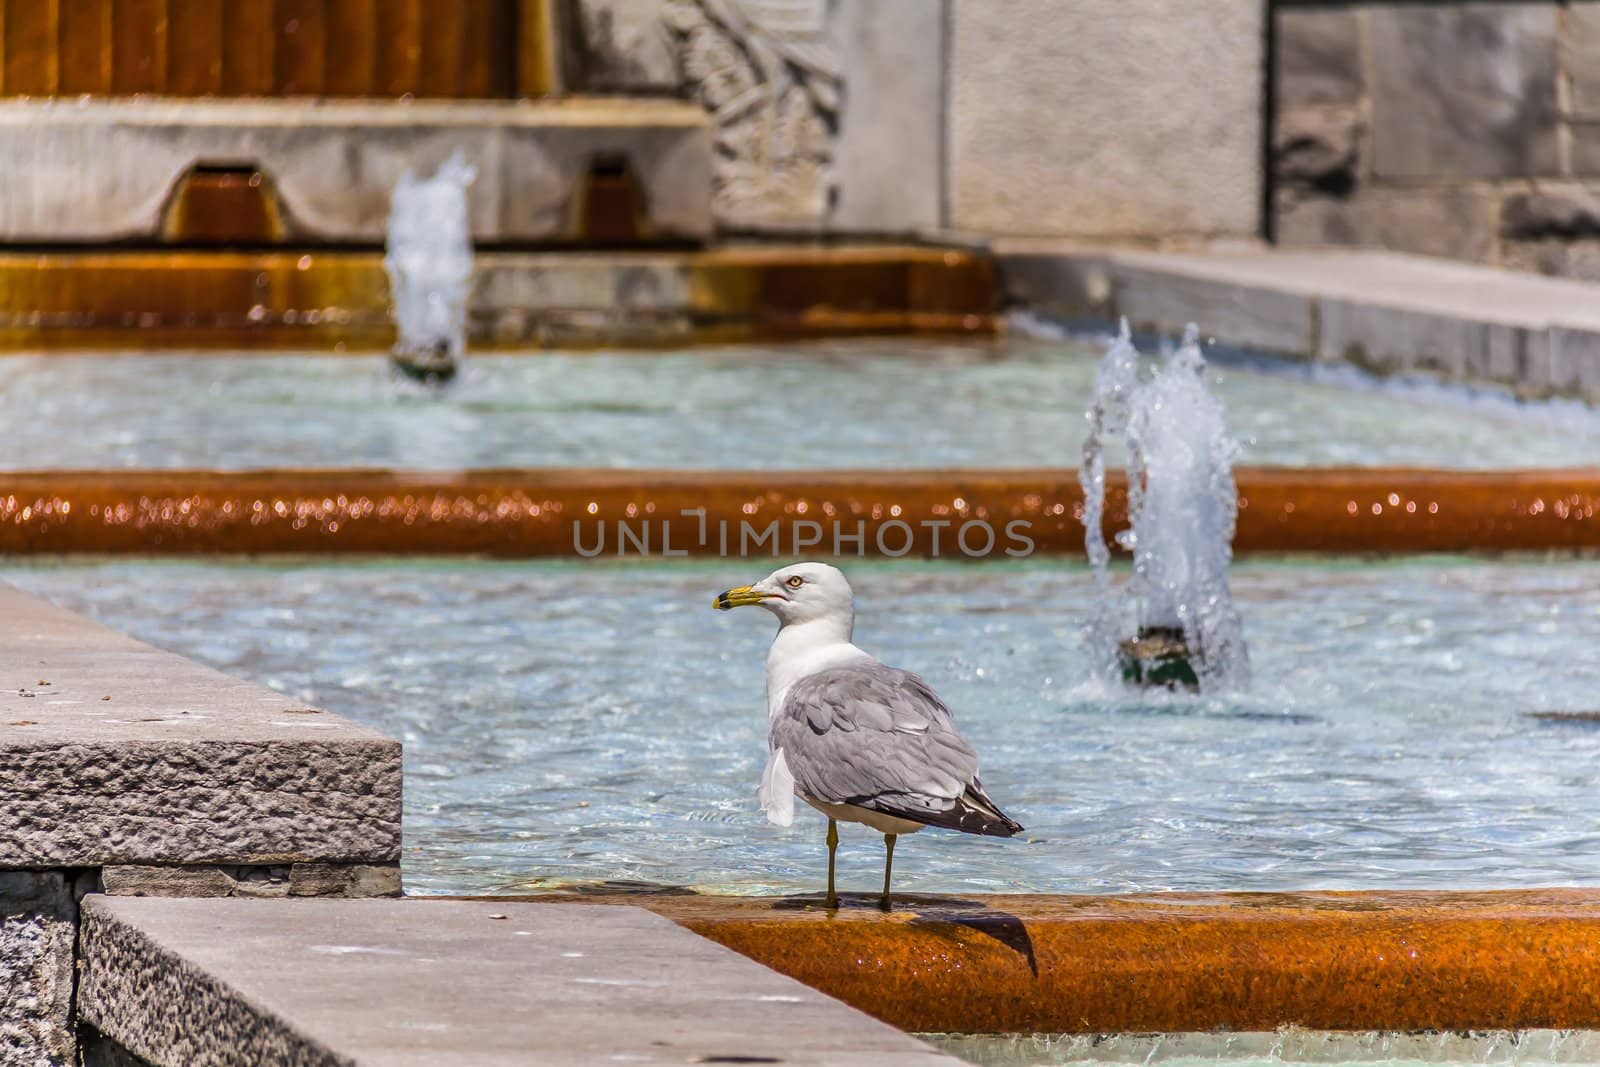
<box><xmin>970</xmin><ymin>811</ymin><xmax>1025</xmax><ymax>838</ymax></box>
<box><xmin>862</xmin><ymin>793</ymin><xmax>1025</xmax><ymax>838</ymax></box>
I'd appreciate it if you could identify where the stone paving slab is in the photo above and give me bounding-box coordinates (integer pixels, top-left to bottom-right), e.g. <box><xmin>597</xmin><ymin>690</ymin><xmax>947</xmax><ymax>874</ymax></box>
<box><xmin>997</xmin><ymin>243</ymin><xmax>1600</xmax><ymax>399</ymax></box>
<box><xmin>79</xmin><ymin>897</ymin><xmax>958</xmax><ymax>1067</ymax></box>
<box><xmin>0</xmin><ymin>583</ymin><xmax>400</xmax><ymax>867</ymax></box>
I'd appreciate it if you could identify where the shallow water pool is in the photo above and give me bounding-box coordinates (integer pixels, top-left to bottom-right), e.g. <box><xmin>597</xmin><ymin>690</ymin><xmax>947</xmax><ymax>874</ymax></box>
<box><xmin>7</xmin><ymin>556</ymin><xmax>1600</xmax><ymax>896</ymax></box>
<box><xmin>926</xmin><ymin>1028</ymin><xmax>1600</xmax><ymax>1066</ymax></box>
<box><xmin>2</xmin><ymin>337</ymin><xmax>1597</xmax><ymax>470</ymax></box>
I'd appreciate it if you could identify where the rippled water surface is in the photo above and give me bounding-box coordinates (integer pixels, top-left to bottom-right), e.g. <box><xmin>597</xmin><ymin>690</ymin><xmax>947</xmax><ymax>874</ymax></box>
<box><xmin>2</xmin><ymin>337</ymin><xmax>1597</xmax><ymax>469</ymax></box>
<box><xmin>927</xmin><ymin>1028</ymin><xmax>1600</xmax><ymax>1067</ymax></box>
<box><xmin>8</xmin><ymin>557</ymin><xmax>1600</xmax><ymax>896</ymax></box>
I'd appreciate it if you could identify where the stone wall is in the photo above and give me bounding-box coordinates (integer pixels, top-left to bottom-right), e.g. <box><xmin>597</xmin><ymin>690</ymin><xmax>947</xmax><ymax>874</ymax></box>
<box><xmin>0</xmin><ymin>874</ymin><xmax>76</xmax><ymax>1067</ymax></box>
<box><xmin>1274</xmin><ymin>1</ymin><xmax>1600</xmax><ymax>278</ymax></box>
<box><xmin>567</xmin><ymin>0</ymin><xmax>1266</xmax><ymax>241</ymax></box>
<box><xmin>568</xmin><ymin>0</ymin><xmax>942</xmax><ymax>234</ymax></box>
<box><xmin>948</xmin><ymin>0</ymin><xmax>1264</xmax><ymax>240</ymax></box>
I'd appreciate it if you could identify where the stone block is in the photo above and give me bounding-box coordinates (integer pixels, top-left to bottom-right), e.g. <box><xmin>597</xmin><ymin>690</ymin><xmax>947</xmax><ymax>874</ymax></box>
<box><xmin>1317</xmin><ymin>297</ymin><xmax>1485</xmax><ymax>378</ymax></box>
<box><xmin>0</xmin><ymin>872</ymin><xmax>75</xmax><ymax>1067</ymax></box>
<box><xmin>1276</xmin><ymin>7</ymin><xmax>1365</xmax><ymax>106</ymax></box>
<box><xmin>500</xmin><ymin>118</ymin><xmax>713</xmax><ymax>241</ymax></box>
<box><xmin>0</xmin><ymin>584</ymin><xmax>402</xmax><ymax>868</ymax></box>
<box><xmin>571</xmin><ymin>1</ymin><xmax>938</xmax><ymax>234</ymax></box>
<box><xmin>828</xmin><ymin>0</ymin><xmax>943</xmax><ymax>233</ymax></box>
<box><xmin>1370</xmin><ymin>5</ymin><xmax>1559</xmax><ymax>179</ymax></box>
<box><xmin>1275</xmin><ymin>187</ymin><xmax>1497</xmax><ymax>263</ymax></box>
<box><xmin>102</xmin><ymin>867</ymin><xmax>242</xmax><ymax>899</ymax></box>
<box><xmin>1548</xmin><ymin>326</ymin><xmax>1600</xmax><ymax>399</ymax></box>
<box><xmin>1110</xmin><ymin>257</ymin><xmax>1316</xmax><ymax>359</ymax></box>
<box><xmin>1501</xmin><ymin>188</ymin><xmax>1600</xmax><ymax>239</ymax></box>
<box><xmin>99</xmin><ymin>864</ymin><xmax>398</xmax><ymax>901</ymax></box>
<box><xmin>1502</xmin><ymin>237</ymin><xmax>1600</xmax><ymax>282</ymax></box>
<box><xmin>995</xmin><ymin>248</ymin><xmax>1117</xmax><ymax>323</ymax></box>
<box><xmin>1563</xmin><ymin>3</ymin><xmax>1600</xmax><ymax>116</ymax></box>
<box><xmin>1274</xmin><ymin>107</ymin><xmax>1363</xmax><ymax>194</ymax></box>
<box><xmin>0</xmin><ymin>99</ymin><xmax>712</xmax><ymax>243</ymax></box>
<box><xmin>1571</xmin><ymin>122</ymin><xmax>1600</xmax><ymax>175</ymax></box>
<box><xmin>80</xmin><ymin>898</ymin><xmax>958</xmax><ymax>1066</ymax></box>
<box><xmin>950</xmin><ymin>0</ymin><xmax>1263</xmax><ymax>238</ymax></box>
<box><xmin>288</xmin><ymin>864</ymin><xmax>402</xmax><ymax>899</ymax></box>
<box><xmin>571</xmin><ymin>0</ymin><xmax>680</xmax><ymax>92</ymax></box>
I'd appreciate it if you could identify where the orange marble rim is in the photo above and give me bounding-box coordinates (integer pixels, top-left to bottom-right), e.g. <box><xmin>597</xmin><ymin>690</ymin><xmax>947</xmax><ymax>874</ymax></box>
<box><xmin>0</xmin><ymin>466</ymin><xmax>1597</xmax><ymax>556</ymax></box>
<box><xmin>0</xmin><ymin>246</ymin><xmax>999</xmax><ymax>350</ymax></box>
<box><xmin>445</xmin><ymin>888</ymin><xmax>1600</xmax><ymax>1034</ymax></box>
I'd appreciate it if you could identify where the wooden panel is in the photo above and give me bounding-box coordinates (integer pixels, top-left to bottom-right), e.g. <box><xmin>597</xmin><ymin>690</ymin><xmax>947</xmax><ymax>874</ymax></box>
<box><xmin>4</xmin><ymin>0</ymin><xmax>61</xmax><ymax>95</ymax></box>
<box><xmin>221</xmin><ymin>0</ymin><xmax>275</xmax><ymax>95</ymax></box>
<box><xmin>323</xmin><ymin>0</ymin><xmax>376</xmax><ymax>96</ymax></box>
<box><xmin>487</xmin><ymin>0</ymin><xmax>520</xmax><ymax>97</ymax></box>
<box><xmin>167</xmin><ymin>0</ymin><xmax>222</xmax><ymax>95</ymax></box>
<box><xmin>59</xmin><ymin>0</ymin><xmax>114</xmax><ymax>94</ymax></box>
<box><xmin>111</xmin><ymin>0</ymin><xmax>167</xmax><ymax>93</ymax></box>
<box><xmin>455</xmin><ymin>0</ymin><xmax>513</xmax><ymax>98</ymax></box>
<box><xmin>274</xmin><ymin>0</ymin><xmax>326</xmax><ymax>95</ymax></box>
<box><xmin>5</xmin><ymin>0</ymin><xmax>542</xmax><ymax>98</ymax></box>
<box><xmin>417</xmin><ymin>1</ymin><xmax>465</xmax><ymax>98</ymax></box>
<box><xmin>516</xmin><ymin>0</ymin><xmax>554</xmax><ymax>97</ymax></box>
<box><xmin>373</xmin><ymin>0</ymin><xmax>421</xmax><ymax>96</ymax></box>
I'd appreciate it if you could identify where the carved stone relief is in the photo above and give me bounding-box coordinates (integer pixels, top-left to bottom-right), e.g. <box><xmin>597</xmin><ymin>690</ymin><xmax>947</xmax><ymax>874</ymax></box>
<box><xmin>661</xmin><ymin>0</ymin><xmax>843</xmax><ymax>226</ymax></box>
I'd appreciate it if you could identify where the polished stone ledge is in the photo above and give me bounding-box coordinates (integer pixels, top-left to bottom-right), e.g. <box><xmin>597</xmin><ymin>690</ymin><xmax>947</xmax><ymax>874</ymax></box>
<box><xmin>999</xmin><ymin>243</ymin><xmax>1600</xmax><ymax>400</ymax></box>
<box><xmin>0</xmin><ymin>97</ymin><xmax>712</xmax><ymax>243</ymax></box>
<box><xmin>78</xmin><ymin>897</ymin><xmax>958</xmax><ymax>1067</ymax></box>
<box><xmin>0</xmin><ymin>583</ymin><xmax>401</xmax><ymax>868</ymax></box>
<box><xmin>2</xmin><ymin>467</ymin><xmax>1597</xmax><ymax>558</ymax></box>
<box><xmin>559</xmin><ymin>888</ymin><xmax>1600</xmax><ymax>1035</ymax></box>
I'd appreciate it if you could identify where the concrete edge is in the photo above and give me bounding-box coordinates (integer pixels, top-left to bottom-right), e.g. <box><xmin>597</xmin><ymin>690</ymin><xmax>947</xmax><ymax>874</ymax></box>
<box><xmin>0</xmin><ymin>581</ymin><xmax>403</xmax><ymax>868</ymax></box>
<box><xmin>77</xmin><ymin>897</ymin><xmax>961</xmax><ymax>1066</ymax></box>
<box><xmin>78</xmin><ymin>897</ymin><xmax>345</xmax><ymax>1067</ymax></box>
<box><xmin>994</xmin><ymin>245</ymin><xmax>1600</xmax><ymax>400</ymax></box>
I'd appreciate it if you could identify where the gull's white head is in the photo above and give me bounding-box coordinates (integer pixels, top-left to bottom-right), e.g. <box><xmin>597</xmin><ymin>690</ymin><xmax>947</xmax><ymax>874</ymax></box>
<box><xmin>712</xmin><ymin>561</ymin><xmax>854</xmax><ymax>628</ymax></box>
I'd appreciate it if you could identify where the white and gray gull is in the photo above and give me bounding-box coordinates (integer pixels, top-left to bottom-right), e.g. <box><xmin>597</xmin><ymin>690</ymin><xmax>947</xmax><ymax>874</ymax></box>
<box><xmin>713</xmin><ymin>561</ymin><xmax>1022</xmax><ymax>910</ymax></box>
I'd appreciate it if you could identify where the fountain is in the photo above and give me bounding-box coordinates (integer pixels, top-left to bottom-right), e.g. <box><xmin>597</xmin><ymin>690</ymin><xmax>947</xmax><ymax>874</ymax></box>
<box><xmin>1081</xmin><ymin>319</ymin><xmax>1250</xmax><ymax>692</ymax></box>
<box><xmin>384</xmin><ymin>151</ymin><xmax>476</xmax><ymax>385</ymax></box>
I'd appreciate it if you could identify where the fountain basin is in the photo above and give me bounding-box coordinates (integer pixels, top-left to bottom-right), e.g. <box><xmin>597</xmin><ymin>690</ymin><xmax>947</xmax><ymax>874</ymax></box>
<box><xmin>2</xmin><ymin>339</ymin><xmax>1597</xmax><ymax>470</ymax></box>
<box><xmin>8</xmin><ymin>557</ymin><xmax>1600</xmax><ymax>899</ymax></box>
<box><xmin>557</xmin><ymin>889</ymin><xmax>1600</xmax><ymax>1035</ymax></box>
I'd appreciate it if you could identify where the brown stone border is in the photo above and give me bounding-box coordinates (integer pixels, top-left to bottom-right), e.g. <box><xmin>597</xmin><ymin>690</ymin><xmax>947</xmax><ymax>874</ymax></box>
<box><xmin>1</xmin><ymin>467</ymin><xmax>1597</xmax><ymax>556</ymax></box>
<box><xmin>0</xmin><ymin>245</ymin><xmax>997</xmax><ymax>349</ymax></box>
<box><xmin>516</xmin><ymin>889</ymin><xmax>1600</xmax><ymax>1035</ymax></box>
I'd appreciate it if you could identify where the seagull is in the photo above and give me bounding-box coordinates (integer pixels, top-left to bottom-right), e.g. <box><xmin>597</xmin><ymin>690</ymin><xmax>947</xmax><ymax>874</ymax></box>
<box><xmin>713</xmin><ymin>562</ymin><xmax>1022</xmax><ymax>910</ymax></box>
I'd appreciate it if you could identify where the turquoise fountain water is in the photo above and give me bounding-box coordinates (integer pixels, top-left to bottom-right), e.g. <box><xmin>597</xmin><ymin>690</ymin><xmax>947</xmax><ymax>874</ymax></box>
<box><xmin>1082</xmin><ymin>322</ymin><xmax>1249</xmax><ymax>692</ymax></box>
<box><xmin>384</xmin><ymin>150</ymin><xmax>476</xmax><ymax>384</ymax></box>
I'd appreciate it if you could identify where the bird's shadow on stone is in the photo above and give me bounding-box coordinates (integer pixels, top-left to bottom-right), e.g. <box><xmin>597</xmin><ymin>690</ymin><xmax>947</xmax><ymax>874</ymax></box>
<box><xmin>772</xmin><ymin>893</ymin><xmax>1039</xmax><ymax>978</ymax></box>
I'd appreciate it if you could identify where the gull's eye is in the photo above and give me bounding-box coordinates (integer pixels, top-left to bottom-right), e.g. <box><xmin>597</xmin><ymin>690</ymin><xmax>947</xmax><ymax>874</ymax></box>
<box><xmin>786</xmin><ymin>576</ymin><xmax>804</xmax><ymax>589</ymax></box>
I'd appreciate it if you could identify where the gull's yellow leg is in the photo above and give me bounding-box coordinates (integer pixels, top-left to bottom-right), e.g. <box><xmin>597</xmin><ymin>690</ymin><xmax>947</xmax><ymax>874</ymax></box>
<box><xmin>881</xmin><ymin>834</ymin><xmax>897</xmax><ymax>911</ymax></box>
<box><xmin>825</xmin><ymin>818</ymin><xmax>839</xmax><ymax>909</ymax></box>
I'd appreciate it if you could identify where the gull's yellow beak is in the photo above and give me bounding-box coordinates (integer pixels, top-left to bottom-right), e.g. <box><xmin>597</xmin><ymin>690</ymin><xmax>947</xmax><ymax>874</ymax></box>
<box><xmin>713</xmin><ymin>585</ymin><xmax>769</xmax><ymax>611</ymax></box>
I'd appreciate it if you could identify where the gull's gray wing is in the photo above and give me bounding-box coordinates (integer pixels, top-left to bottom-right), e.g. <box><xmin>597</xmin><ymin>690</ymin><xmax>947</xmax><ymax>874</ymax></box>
<box><xmin>772</xmin><ymin>663</ymin><xmax>1023</xmax><ymax>837</ymax></box>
